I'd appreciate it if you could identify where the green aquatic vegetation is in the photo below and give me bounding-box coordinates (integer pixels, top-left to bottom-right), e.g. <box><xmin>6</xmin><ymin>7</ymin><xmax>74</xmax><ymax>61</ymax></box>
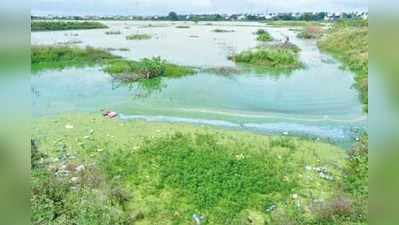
<box><xmin>257</xmin><ymin>33</ymin><xmax>273</xmax><ymax>42</ymax></box>
<box><xmin>176</xmin><ymin>25</ymin><xmax>190</xmax><ymax>29</ymax></box>
<box><xmin>126</xmin><ymin>34</ymin><xmax>152</xmax><ymax>40</ymax></box>
<box><xmin>31</xmin><ymin>45</ymin><xmax>119</xmax><ymax>73</ymax></box>
<box><xmin>212</xmin><ymin>29</ymin><xmax>235</xmax><ymax>33</ymax></box>
<box><xmin>104</xmin><ymin>57</ymin><xmax>195</xmax><ymax>81</ymax></box>
<box><xmin>105</xmin><ymin>30</ymin><xmax>121</xmax><ymax>35</ymax></box>
<box><xmin>318</xmin><ymin>20</ymin><xmax>368</xmax><ymax>111</ymax></box>
<box><xmin>255</xmin><ymin>29</ymin><xmax>273</xmax><ymax>42</ymax></box>
<box><xmin>32</xmin><ymin>21</ymin><xmax>108</xmax><ymax>31</ymax></box>
<box><xmin>229</xmin><ymin>45</ymin><xmax>303</xmax><ymax>70</ymax></box>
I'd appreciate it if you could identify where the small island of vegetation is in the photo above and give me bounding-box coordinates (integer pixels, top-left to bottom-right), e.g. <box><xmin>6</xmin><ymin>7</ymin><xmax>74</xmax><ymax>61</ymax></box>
<box><xmin>212</xmin><ymin>29</ymin><xmax>235</xmax><ymax>33</ymax></box>
<box><xmin>31</xmin><ymin>45</ymin><xmax>195</xmax><ymax>82</ymax></box>
<box><xmin>229</xmin><ymin>43</ymin><xmax>302</xmax><ymax>70</ymax></box>
<box><xmin>126</xmin><ymin>34</ymin><xmax>152</xmax><ymax>40</ymax></box>
<box><xmin>31</xmin><ymin>21</ymin><xmax>108</xmax><ymax>31</ymax></box>
<box><xmin>256</xmin><ymin>29</ymin><xmax>273</xmax><ymax>42</ymax></box>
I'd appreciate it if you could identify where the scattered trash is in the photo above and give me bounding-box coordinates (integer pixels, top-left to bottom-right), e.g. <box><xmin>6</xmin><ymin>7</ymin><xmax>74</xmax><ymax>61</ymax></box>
<box><xmin>192</xmin><ymin>214</ymin><xmax>205</xmax><ymax>225</ymax></box>
<box><xmin>292</xmin><ymin>193</ymin><xmax>298</xmax><ymax>199</ymax></box>
<box><xmin>65</xmin><ymin>124</ymin><xmax>74</xmax><ymax>129</ymax></box>
<box><xmin>102</xmin><ymin>111</ymin><xmax>118</xmax><ymax>118</ymax></box>
<box><xmin>282</xmin><ymin>131</ymin><xmax>289</xmax><ymax>135</ymax></box>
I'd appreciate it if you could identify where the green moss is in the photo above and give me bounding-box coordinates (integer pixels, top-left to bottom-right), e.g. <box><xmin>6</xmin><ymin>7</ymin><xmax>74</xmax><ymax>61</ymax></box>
<box><xmin>318</xmin><ymin>20</ymin><xmax>368</xmax><ymax>112</ymax></box>
<box><xmin>32</xmin><ymin>21</ymin><xmax>108</xmax><ymax>31</ymax></box>
<box><xmin>125</xmin><ymin>34</ymin><xmax>152</xmax><ymax>40</ymax></box>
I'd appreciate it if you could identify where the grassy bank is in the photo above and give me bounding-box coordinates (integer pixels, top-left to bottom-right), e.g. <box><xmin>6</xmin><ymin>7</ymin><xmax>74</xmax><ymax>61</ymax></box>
<box><xmin>32</xmin><ymin>21</ymin><xmax>108</xmax><ymax>31</ymax></box>
<box><xmin>31</xmin><ymin>46</ymin><xmax>195</xmax><ymax>81</ymax></box>
<box><xmin>318</xmin><ymin>20</ymin><xmax>368</xmax><ymax>111</ymax></box>
<box><xmin>229</xmin><ymin>43</ymin><xmax>302</xmax><ymax>70</ymax></box>
<box><xmin>32</xmin><ymin>113</ymin><xmax>367</xmax><ymax>225</ymax></box>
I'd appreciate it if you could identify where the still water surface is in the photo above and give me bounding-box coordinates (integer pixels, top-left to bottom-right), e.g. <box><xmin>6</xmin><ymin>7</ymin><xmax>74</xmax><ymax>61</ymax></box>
<box><xmin>31</xmin><ymin>21</ymin><xmax>367</xmax><ymax>147</ymax></box>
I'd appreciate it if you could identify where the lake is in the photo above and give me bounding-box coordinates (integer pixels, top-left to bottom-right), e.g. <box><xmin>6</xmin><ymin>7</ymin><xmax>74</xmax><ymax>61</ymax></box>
<box><xmin>31</xmin><ymin>21</ymin><xmax>367</xmax><ymax>147</ymax></box>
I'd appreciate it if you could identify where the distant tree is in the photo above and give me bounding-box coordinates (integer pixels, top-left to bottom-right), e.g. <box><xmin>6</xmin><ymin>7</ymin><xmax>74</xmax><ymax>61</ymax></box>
<box><xmin>302</xmin><ymin>12</ymin><xmax>313</xmax><ymax>21</ymax></box>
<box><xmin>168</xmin><ymin>11</ymin><xmax>178</xmax><ymax>21</ymax></box>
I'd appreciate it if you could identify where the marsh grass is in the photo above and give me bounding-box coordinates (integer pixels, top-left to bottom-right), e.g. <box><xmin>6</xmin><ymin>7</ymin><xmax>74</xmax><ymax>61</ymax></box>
<box><xmin>318</xmin><ymin>20</ymin><xmax>368</xmax><ymax>111</ymax></box>
<box><xmin>176</xmin><ymin>25</ymin><xmax>190</xmax><ymax>29</ymax></box>
<box><xmin>31</xmin><ymin>45</ymin><xmax>119</xmax><ymax>73</ymax></box>
<box><xmin>229</xmin><ymin>44</ymin><xmax>303</xmax><ymax>70</ymax></box>
<box><xmin>126</xmin><ymin>34</ymin><xmax>152</xmax><ymax>40</ymax></box>
<box><xmin>212</xmin><ymin>29</ymin><xmax>235</xmax><ymax>33</ymax></box>
<box><xmin>105</xmin><ymin>30</ymin><xmax>121</xmax><ymax>35</ymax></box>
<box><xmin>32</xmin><ymin>21</ymin><xmax>108</xmax><ymax>31</ymax></box>
<box><xmin>104</xmin><ymin>57</ymin><xmax>195</xmax><ymax>81</ymax></box>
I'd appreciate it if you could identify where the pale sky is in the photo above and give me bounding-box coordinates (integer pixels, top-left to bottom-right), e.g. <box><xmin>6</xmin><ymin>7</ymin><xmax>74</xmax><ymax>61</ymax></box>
<box><xmin>32</xmin><ymin>0</ymin><xmax>368</xmax><ymax>16</ymax></box>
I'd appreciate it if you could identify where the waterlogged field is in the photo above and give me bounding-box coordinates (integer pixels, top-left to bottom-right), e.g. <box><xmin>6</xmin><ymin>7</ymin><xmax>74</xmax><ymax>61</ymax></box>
<box><xmin>31</xmin><ymin>21</ymin><xmax>367</xmax><ymax>146</ymax></box>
